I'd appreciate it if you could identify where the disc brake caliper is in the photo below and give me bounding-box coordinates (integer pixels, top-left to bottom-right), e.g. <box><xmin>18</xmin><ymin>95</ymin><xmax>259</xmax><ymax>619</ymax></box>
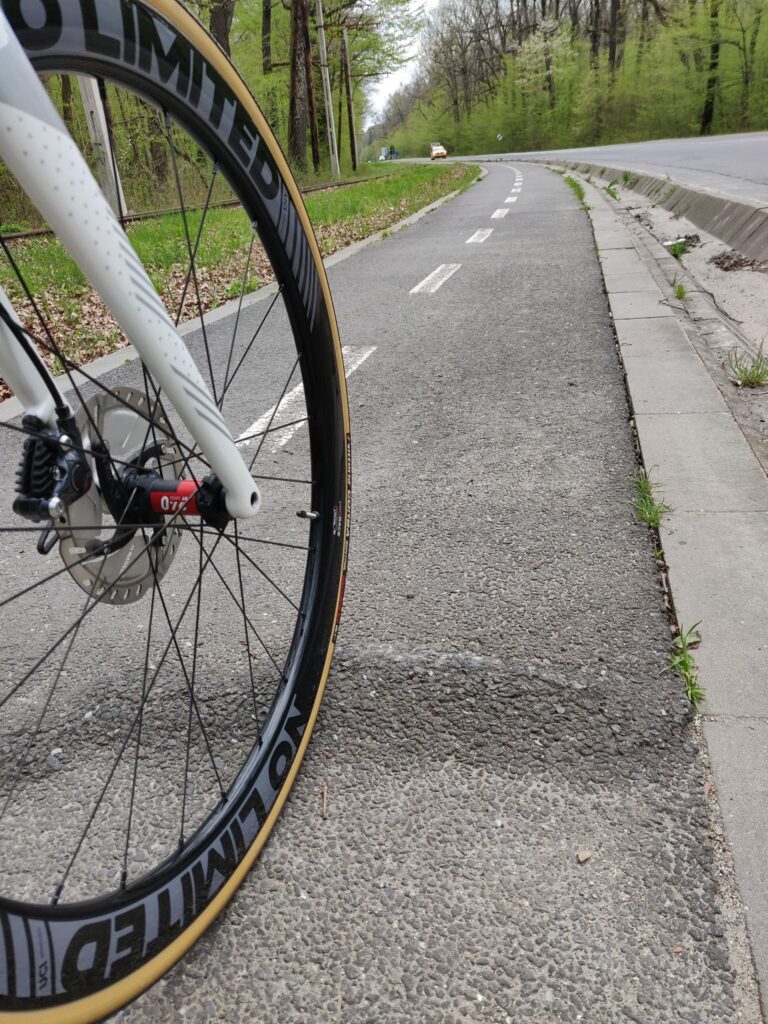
<box><xmin>13</xmin><ymin>411</ymin><xmax>92</xmax><ymax>552</ymax></box>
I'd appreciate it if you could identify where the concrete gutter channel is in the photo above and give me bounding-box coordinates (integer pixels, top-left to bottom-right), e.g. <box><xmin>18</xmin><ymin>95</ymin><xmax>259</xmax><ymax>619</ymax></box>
<box><xmin>555</xmin><ymin>169</ymin><xmax>768</xmax><ymax>1018</ymax></box>
<box><xmin>549</xmin><ymin>160</ymin><xmax>768</xmax><ymax>261</ymax></box>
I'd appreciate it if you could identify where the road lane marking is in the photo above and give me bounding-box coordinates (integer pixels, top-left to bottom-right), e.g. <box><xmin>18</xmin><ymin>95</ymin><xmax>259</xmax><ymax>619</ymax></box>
<box><xmin>511</xmin><ymin>187</ymin><xmax>522</xmax><ymax>193</ymax></box>
<box><xmin>466</xmin><ymin>229</ymin><xmax>493</xmax><ymax>244</ymax></box>
<box><xmin>491</xmin><ymin>209</ymin><xmax>509</xmax><ymax>219</ymax></box>
<box><xmin>238</xmin><ymin>344</ymin><xmax>376</xmax><ymax>451</ymax></box>
<box><xmin>410</xmin><ymin>263</ymin><xmax>462</xmax><ymax>294</ymax></box>
<box><xmin>505</xmin><ymin>196</ymin><xmax>518</xmax><ymax>203</ymax></box>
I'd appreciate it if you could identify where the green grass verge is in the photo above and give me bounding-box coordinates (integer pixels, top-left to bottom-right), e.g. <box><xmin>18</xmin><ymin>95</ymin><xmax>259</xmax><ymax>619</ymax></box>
<box><xmin>1</xmin><ymin>162</ymin><xmax>478</xmax><ymax>373</ymax></box>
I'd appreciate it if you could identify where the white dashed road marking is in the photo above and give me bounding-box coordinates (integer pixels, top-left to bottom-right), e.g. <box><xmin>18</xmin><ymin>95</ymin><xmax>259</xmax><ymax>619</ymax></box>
<box><xmin>410</xmin><ymin>263</ymin><xmax>462</xmax><ymax>294</ymax></box>
<box><xmin>237</xmin><ymin>345</ymin><xmax>376</xmax><ymax>451</ymax></box>
<box><xmin>491</xmin><ymin>209</ymin><xmax>509</xmax><ymax>219</ymax></box>
<box><xmin>504</xmin><ymin>196</ymin><xmax>518</xmax><ymax>203</ymax></box>
<box><xmin>466</xmin><ymin>229</ymin><xmax>493</xmax><ymax>244</ymax></box>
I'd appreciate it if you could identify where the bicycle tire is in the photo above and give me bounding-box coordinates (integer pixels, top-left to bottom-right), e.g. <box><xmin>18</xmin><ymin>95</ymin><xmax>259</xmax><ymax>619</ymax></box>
<box><xmin>0</xmin><ymin>0</ymin><xmax>350</xmax><ymax>1019</ymax></box>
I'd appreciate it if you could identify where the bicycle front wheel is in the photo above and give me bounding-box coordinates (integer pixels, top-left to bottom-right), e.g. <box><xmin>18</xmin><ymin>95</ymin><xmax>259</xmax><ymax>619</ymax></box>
<box><xmin>0</xmin><ymin>0</ymin><xmax>349</xmax><ymax>1019</ymax></box>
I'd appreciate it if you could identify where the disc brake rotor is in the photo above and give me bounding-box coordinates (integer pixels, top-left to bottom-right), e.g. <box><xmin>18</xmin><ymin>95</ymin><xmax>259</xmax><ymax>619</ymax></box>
<box><xmin>57</xmin><ymin>386</ymin><xmax>184</xmax><ymax>605</ymax></box>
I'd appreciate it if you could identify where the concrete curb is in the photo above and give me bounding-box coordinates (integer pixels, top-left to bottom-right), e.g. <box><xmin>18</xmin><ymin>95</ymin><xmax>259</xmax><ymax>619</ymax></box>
<box><xmin>570</xmin><ymin>170</ymin><xmax>768</xmax><ymax>1020</ymax></box>
<box><xmin>0</xmin><ymin>166</ymin><xmax>486</xmax><ymax>424</ymax></box>
<box><xmin>549</xmin><ymin>159</ymin><xmax>768</xmax><ymax>261</ymax></box>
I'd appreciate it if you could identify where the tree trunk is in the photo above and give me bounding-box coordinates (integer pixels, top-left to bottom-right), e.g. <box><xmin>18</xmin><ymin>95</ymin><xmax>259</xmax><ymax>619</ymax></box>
<box><xmin>210</xmin><ymin>0</ymin><xmax>235</xmax><ymax>57</ymax></box>
<box><xmin>741</xmin><ymin>7</ymin><xmax>762</xmax><ymax>124</ymax></box>
<box><xmin>544</xmin><ymin>46</ymin><xmax>556</xmax><ymax>108</ymax></box>
<box><xmin>301</xmin><ymin>0</ymin><xmax>320</xmax><ymax>172</ymax></box>
<box><xmin>149</xmin><ymin>108</ymin><xmax>169</xmax><ymax>182</ymax></box>
<box><xmin>337</xmin><ymin>76</ymin><xmax>344</xmax><ymax>162</ymax></box>
<box><xmin>288</xmin><ymin>0</ymin><xmax>308</xmax><ymax>170</ymax></box>
<box><xmin>261</xmin><ymin>0</ymin><xmax>272</xmax><ymax>73</ymax></box>
<box><xmin>690</xmin><ymin>0</ymin><xmax>704</xmax><ymax>72</ymax></box>
<box><xmin>636</xmin><ymin>0</ymin><xmax>648</xmax><ymax>68</ymax></box>
<box><xmin>699</xmin><ymin>0</ymin><xmax>720</xmax><ymax>134</ymax></box>
<box><xmin>61</xmin><ymin>74</ymin><xmax>75</xmax><ymax>133</ymax></box>
<box><xmin>608</xmin><ymin>0</ymin><xmax>619</xmax><ymax>72</ymax></box>
<box><xmin>590</xmin><ymin>0</ymin><xmax>601</xmax><ymax>65</ymax></box>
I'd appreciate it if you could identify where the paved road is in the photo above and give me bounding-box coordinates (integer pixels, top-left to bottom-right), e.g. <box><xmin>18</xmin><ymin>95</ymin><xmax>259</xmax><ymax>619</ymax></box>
<box><xmin>114</xmin><ymin>164</ymin><xmax>756</xmax><ymax>1020</ymax></box>
<box><xmin>0</xmin><ymin>164</ymin><xmax>758</xmax><ymax>1021</ymax></box>
<box><xmin>463</xmin><ymin>133</ymin><xmax>768</xmax><ymax>206</ymax></box>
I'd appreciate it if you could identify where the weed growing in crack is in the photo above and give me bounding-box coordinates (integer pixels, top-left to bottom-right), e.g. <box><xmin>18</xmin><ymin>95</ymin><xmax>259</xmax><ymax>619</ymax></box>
<box><xmin>665</xmin><ymin>622</ymin><xmax>704</xmax><ymax>710</ymax></box>
<box><xmin>631</xmin><ymin>470</ymin><xmax>671</xmax><ymax>528</ymax></box>
<box><xmin>727</xmin><ymin>344</ymin><xmax>768</xmax><ymax>387</ymax></box>
<box><xmin>564</xmin><ymin>175</ymin><xmax>585</xmax><ymax>202</ymax></box>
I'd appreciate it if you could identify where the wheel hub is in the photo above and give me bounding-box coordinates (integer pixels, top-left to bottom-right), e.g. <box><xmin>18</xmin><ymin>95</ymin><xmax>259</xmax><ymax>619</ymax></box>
<box><xmin>58</xmin><ymin>387</ymin><xmax>184</xmax><ymax>605</ymax></box>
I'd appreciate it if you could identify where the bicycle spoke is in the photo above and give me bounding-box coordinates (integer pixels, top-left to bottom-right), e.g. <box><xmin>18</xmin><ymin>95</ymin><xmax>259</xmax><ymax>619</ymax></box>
<box><xmin>120</xmin><ymin>580</ymin><xmax>157</xmax><ymax>888</ymax></box>
<box><xmin>0</xmin><ymin>238</ymin><xmax>122</xmax><ymax>481</ymax></box>
<box><xmin>183</xmin><ymin>525</ymin><xmax>286</xmax><ymax>677</ymax></box>
<box><xmin>219</xmin><ymin>285</ymin><xmax>284</xmax><ymax>407</ymax></box>
<box><xmin>149</xmin><ymin>549</ymin><xmax>226</xmax><ymax>799</ymax></box>
<box><xmin>180</xmin><ymin>519</ymin><xmax>205</xmax><ymax>847</ymax></box>
<box><xmin>219</xmin><ymin>529</ymin><xmax>300</xmax><ymax>613</ymax></box>
<box><xmin>165</xmin><ymin>113</ymin><xmax>218</xmax><ymax>406</ymax></box>
<box><xmin>233</xmin><ymin>520</ymin><xmax>259</xmax><ymax>717</ymax></box>
<box><xmin>237</xmin><ymin>416</ymin><xmax>308</xmax><ymax>450</ymax></box>
<box><xmin>52</xmin><ymin>525</ymin><xmax>228</xmax><ymax>902</ymax></box>
<box><xmin>220</xmin><ymin>228</ymin><xmax>256</xmax><ymax>408</ymax></box>
<box><xmin>0</xmin><ymin>490</ymin><xmax>199</xmax><ymax>711</ymax></box>
<box><xmin>0</xmin><ymin>585</ymin><xmax>94</xmax><ymax>823</ymax></box>
<box><xmin>173</xmin><ymin>164</ymin><xmax>218</xmax><ymax>328</ymax></box>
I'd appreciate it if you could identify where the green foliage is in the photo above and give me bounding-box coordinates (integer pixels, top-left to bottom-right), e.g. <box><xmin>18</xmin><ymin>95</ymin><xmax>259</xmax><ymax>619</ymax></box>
<box><xmin>727</xmin><ymin>344</ymin><xmax>768</xmax><ymax>387</ymax></box>
<box><xmin>631</xmin><ymin>469</ymin><xmax>671</xmax><ymax>528</ymax></box>
<box><xmin>668</xmin><ymin>240</ymin><xmax>688</xmax><ymax>259</ymax></box>
<box><xmin>368</xmin><ymin>0</ymin><xmax>768</xmax><ymax>159</ymax></box>
<box><xmin>665</xmin><ymin>622</ymin><xmax>705</xmax><ymax>710</ymax></box>
<box><xmin>563</xmin><ymin>175</ymin><xmax>585</xmax><ymax>202</ymax></box>
<box><xmin>603</xmin><ymin>184</ymin><xmax>619</xmax><ymax>200</ymax></box>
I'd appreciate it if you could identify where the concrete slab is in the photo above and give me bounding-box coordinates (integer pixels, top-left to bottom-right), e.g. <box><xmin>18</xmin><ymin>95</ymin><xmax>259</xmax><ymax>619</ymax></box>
<box><xmin>704</xmin><ymin>718</ymin><xmax>768</xmax><ymax>991</ymax></box>
<box><xmin>635</xmin><ymin>412</ymin><xmax>768</xmax><ymax>512</ymax></box>
<box><xmin>601</xmin><ymin>270</ymin><xmax>660</xmax><ymax>292</ymax></box>
<box><xmin>660</xmin><ymin>511</ymin><xmax>768</xmax><ymax>717</ymax></box>
<box><xmin>577</xmin><ymin>171</ymin><xmax>768</xmax><ymax>1017</ymax></box>
<box><xmin>609</xmin><ymin>291</ymin><xmax>675</xmax><ymax>319</ymax></box>
<box><xmin>623</xmin><ymin>352</ymin><xmax>725</xmax><ymax>414</ymax></box>
<box><xmin>599</xmin><ymin>249</ymin><xmax>646</xmax><ymax>273</ymax></box>
<box><xmin>615</xmin><ymin>318</ymin><xmax>693</xmax><ymax>358</ymax></box>
<box><xmin>594</xmin><ymin>231</ymin><xmax>634</xmax><ymax>250</ymax></box>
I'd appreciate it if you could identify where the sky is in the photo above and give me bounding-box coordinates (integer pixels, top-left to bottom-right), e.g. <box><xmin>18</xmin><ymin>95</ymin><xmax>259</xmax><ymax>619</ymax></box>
<box><xmin>363</xmin><ymin>0</ymin><xmax>441</xmax><ymax>128</ymax></box>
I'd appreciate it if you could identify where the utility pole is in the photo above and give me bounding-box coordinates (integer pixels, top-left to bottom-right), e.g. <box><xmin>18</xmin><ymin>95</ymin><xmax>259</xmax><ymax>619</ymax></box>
<box><xmin>316</xmin><ymin>0</ymin><xmax>340</xmax><ymax>178</ymax></box>
<box><xmin>76</xmin><ymin>76</ymin><xmax>127</xmax><ymax>217</ymax></box>
<box><xmin>341</xmin><ymin>27</ymin><xmax>358</xmax><ymax>171</ymax></box>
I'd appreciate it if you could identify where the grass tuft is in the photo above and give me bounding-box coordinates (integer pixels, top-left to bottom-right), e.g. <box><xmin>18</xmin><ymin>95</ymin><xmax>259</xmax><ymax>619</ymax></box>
<box><xmin>563</xmin><ymin>175</ymin><xmax>585</xmax><ymax>205</ymax></box>
<box><xmin>672</xmin><ymin>278</ymin><xmax>686</xmax><ymax>300</ymax></box>
<box><xmin>631</xmin><ymin>469</ymin><xmax>671</xmax><ymax>528</ymax></box>
<box><xmin>727</xmin><ymin>344</ymin><xmax>768</xmax><ymax>387</ymax></box>
<box><xmin>603</xmin><ymin>184</ymin><xmax>619</xmax><ymax>201</ymax></box>
<box><xmin>665</xmin><ymin>622</ymin><xmax>705</xmax><ymax>710</ymax></box>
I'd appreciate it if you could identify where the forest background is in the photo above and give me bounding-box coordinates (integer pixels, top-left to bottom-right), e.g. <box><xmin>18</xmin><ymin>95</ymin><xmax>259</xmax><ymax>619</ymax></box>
<box><xmin>192</xmin><ymin>0</ymin><xmax>768</xmax><ymax>168</ymax></box>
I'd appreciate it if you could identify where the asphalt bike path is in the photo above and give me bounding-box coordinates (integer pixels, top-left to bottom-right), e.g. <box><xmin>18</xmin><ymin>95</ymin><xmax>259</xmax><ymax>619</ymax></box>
<box><xmin>113</xmin><ymin>163</ymin><xmax>758</xmax><ymax>1022</ymax></box>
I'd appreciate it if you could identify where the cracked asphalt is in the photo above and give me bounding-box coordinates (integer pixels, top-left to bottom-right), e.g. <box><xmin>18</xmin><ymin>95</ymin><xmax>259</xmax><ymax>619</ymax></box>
<box><xmin>1</xmin><ymin>162</ymin><xmax>759</xmax><ymax>1021</ymax></box>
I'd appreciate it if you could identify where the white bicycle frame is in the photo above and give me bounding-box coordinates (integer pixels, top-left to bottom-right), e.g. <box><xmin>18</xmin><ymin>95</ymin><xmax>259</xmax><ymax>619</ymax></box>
<box><xmin>0</xmin><ymin>9</ymin><xmax>260</xmax><ymax>519</ymax></box>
